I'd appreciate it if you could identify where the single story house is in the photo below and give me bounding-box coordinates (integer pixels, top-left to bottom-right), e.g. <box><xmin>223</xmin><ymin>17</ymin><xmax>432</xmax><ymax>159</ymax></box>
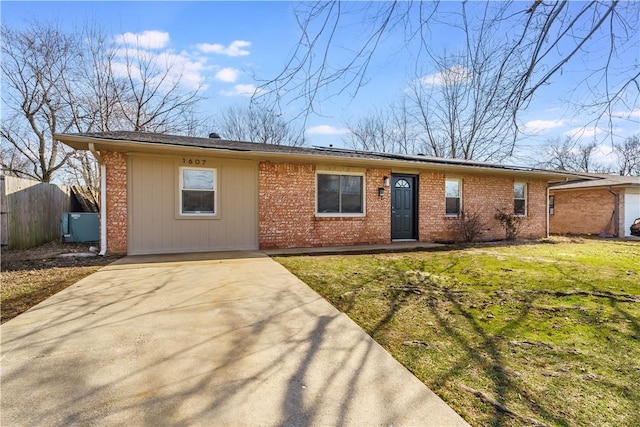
<box><xmin>549</xmin><ymin>174</ymin><xmax>640</xmax><ymax>238</ymax></box>
<box><xmin>55</xmin><ymin>131</ymin><xmax>578</xmax><ymax>256</ymax></box>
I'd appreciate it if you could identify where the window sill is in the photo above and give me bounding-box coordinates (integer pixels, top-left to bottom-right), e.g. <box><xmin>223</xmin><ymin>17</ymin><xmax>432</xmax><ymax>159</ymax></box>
<box><xmin>314</xmin><ymin>214</ymin><xmax>366</xmax><ymax>221</ymax></box>
<box><xmin>176</xmin><ymin>213</ymin><xmax>220</xmax><ymax>220</ymax></box>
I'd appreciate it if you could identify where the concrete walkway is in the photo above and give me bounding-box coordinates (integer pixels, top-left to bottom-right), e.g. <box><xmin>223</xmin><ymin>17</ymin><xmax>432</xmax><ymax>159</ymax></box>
<box><xmin>1</xmin><ymin>251</ymin><xmax>468</xmax><ymax>427</ymax></box>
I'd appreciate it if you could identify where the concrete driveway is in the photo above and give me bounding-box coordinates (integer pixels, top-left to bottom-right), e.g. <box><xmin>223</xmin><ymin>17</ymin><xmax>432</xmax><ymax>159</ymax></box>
<box><xmin>1</xmin><ymin>251</ymin><xmax>468</xmax><ymax>426</ymax></box>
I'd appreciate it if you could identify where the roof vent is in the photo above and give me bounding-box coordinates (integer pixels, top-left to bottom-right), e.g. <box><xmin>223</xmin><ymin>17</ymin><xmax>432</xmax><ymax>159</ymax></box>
<box><xmin>209</xmin><ymin>132</ymin><xmax>221</xmax><ymax>139</ymax></box>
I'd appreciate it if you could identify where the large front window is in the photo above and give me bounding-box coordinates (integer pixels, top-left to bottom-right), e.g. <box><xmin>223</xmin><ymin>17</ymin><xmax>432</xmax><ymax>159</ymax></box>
<box><xmin>317</xmin><ymin>173</ymin><xmax>364</xmax><ymax>214</ymax></box>
<box><xmin>180</xmin><ymin>167</ymin><xmax>216</xmax><ymax>215</ymax></box>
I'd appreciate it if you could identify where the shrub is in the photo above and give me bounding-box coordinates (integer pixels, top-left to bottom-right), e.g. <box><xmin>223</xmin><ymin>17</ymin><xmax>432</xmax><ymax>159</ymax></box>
<box><xmin>458</xmin><ymin>211</ymin><xmax>484</xmax><ymax>242</ymax></box>
<box><xmin>495</xmin><ymin>209</ymin><xmax>524</xmax><ymax>240</ymax></box>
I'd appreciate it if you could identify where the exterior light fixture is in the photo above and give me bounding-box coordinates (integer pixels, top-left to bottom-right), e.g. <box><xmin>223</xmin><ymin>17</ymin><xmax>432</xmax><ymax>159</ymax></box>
<box><xmin>378</xmin><ymin>187</ymin><xmax>385</xmax><ymax>197</ymax></box>
<box><xmin>383</xmin><ymin>176</ymin><xmax>390</xmax><ymax>187</ymax></box>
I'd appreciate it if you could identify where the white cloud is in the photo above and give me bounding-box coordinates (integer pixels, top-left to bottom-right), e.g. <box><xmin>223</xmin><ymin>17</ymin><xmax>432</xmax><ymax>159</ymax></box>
<box><xmin>197</xmin><ymin>40</ymin><xmax>251</xmax><ymax>57</ymax></box>
<box><xmin>523</xmin><ymin>119</ymin><xmax>567</xmax><ymax>135</ymax></box>
<box><xmin>114</xmin><ymin>30</ymin><xmax>169</xmax><ymax>49</ymax></box>
<box><xmin>610</xmin><ymin>108</ymin><xmax>640</xmax><ymax>119</ymax></box>
<box><xmin>306</xmin><ymin>125</ymin><xmax>349</xmax><ymax>135</ymax></box>
<box><xmin>565</xmin><ymin>126</ymin><xmax>606</xmax><ymax>140</ymax></box>
<box><xmin>419</xmin><ymin>66</ymin><xmax>470</xmax><ymax>86</ymax></box>
<box><xmin>215</xmin><ymin>67</ymin><xmax>240</xmax><ymax>83</ymax></box>
<box><xmin>221</xmin><ymin>83</ymin><xmax>260</xmax><ymax>97</ymax></box>
<box><xmin>110</xmin><ymin>47</ymin><xmax>207</xmax><ymax>91</ymax></box>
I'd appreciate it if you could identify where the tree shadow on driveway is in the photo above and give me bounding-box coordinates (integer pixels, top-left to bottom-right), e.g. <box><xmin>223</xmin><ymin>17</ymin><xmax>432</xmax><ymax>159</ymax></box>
<box><xmin>1</xmin><ymin>252</ymin><xmax>467</xmax><ymax>427</ymax></box>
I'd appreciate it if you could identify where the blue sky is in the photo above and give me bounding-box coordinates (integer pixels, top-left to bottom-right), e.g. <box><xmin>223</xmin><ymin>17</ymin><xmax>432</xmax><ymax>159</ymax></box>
<box><xmin>2</xmin><ymin>1</ymin><xmax>639</xmax><ymax>167</ymax></box>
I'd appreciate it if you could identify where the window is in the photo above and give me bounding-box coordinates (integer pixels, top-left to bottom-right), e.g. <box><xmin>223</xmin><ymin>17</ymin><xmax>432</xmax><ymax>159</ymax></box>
<box><xmin>514</xmin><ymin>182</ymin><xmax>527</xmax><ymax>216</ymax></box>
<box><xmin>445</xmin><ymin>179</ymin><xmax>461</xmax><ymax>216</ymax></box>
<box><xmin>180</xmin><ymin>167</ymin><xmax>216</xmax><ymax>215</ymax></box>
<box><xmin>549</xmin><ymin>195</ymin><xmax>555</xmax><ymax>215</ymax></box>
<box><xmin>317</xmin><ymin>173</ymin><xmax>364</xmax><ymax>214</ymax></box>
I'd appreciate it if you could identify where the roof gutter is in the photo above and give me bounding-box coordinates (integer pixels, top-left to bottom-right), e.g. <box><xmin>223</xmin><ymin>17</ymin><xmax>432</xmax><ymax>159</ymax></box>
<box><xmin>89</xmin><ymin>143</ymin><xmax>107</xmax><ymax>257</ymax></box>
<box><xmin>57</xmin><ymin>134</ymin><xmax>578</xmax><ymax>181</ymax></box>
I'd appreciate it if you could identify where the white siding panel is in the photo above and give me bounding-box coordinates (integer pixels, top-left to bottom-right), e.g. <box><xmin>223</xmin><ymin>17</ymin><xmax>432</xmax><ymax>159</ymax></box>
<box><xmin>624</xmin><ymin>188</ymin><xmax>640</xmax><ymax>237</ymax></box>
<box><xmin>128</xmin><ymin>155</ymin><xmax>258</xmax><ymax>254</ymax></box>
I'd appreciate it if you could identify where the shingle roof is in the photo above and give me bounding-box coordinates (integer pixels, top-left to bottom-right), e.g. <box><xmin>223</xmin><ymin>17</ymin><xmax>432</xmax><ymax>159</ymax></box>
<box><xmin>550</xmin><ymin>173</ymin><xmax>640</xmax><ymax>190</ymax></box>
<box><xmin>56</xmin><ymin>131</ymin><xmax>580</xmax><ymax>178</ymax></box>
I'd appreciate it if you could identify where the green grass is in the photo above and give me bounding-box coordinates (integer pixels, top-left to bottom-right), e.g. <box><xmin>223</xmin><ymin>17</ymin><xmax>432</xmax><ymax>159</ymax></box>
<box><xmin>274</xmin><ymin>238</ymin><xmax>640</xmax><ymax>427</ymax></box>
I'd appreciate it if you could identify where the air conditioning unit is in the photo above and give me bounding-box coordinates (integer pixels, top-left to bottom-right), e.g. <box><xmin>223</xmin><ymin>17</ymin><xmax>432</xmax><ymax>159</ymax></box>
<box><xmin>61</xmin><ymin>212</ymin><xmax>99</xmax><ymax>243</ymax></box>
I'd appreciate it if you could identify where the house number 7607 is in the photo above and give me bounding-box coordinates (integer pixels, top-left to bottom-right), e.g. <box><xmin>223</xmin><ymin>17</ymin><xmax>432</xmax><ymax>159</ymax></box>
<box><xmin>182</xmin><ymin>158</ymin><xmax>206</xmax><ymax>165</ymax></box>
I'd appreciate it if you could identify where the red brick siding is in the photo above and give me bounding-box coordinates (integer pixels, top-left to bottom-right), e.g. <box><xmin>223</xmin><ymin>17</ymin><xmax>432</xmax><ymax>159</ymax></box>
<box><xmin>550</xmin><ymin>188</ymin><xmax>617</xmax><ymax>235</ymax></box>
<box><xmin>103</xmin><ymin>151</ymin><xmax>127</xmax><ymax>254</ymax></box>
<box><xmin>419</xmin><ymin>173</ymin><xmax>547</xmax><ymax>242</ymax></box>
<box><xmin>258</xmin><ymin>162</ymin><xmax>391</xmax><ymax>248</ymax></box>
<box><xmin>259</xmin><ymin>162</ymin><xmax>548</xmax><ymax>248</ymax></box>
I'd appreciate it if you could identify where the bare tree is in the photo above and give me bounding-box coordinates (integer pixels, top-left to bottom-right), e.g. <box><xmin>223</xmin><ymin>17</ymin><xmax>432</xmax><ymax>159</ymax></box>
<box><xmin>344</xmin><ymin>106</ymin><xmax>412</xmax><ymax>154</ymax></box>
<box><xmin>214</xmin><ymin>105</ymin><xmax>305</xmax><ymax>146</ymax></box>
<box><xmin>254</xmin><ymin>1</ymin><xmax>638</xmax><ymax>146</ymax></box>
<box><xmin>406</xmin><ymin>41</ymin><xmax>523</xmax><ymax>161</ymax></box>
<box><xmin>536</xmin><ymin>136</ymin><xmax>609</xmax><ymax>174</ymax></box>
<box><xmin>1</xmin><ymin>20</ymin><xmax>206</xmax><ymax>188</ymax></box>
<box><xmin>114</xmin><ymin>43</ymin><xmax>203</xmax><ymax>133</ymax></box>
<box><xmin>1</xmin><ymin>23</ymin><xmax>79</xmax><ymax>182</ymax></box>
<box><xmin>538</xmin><ymin>137</ymin><xmax>577</xmax><ymax>172</ymax></box>
<box><xmin>613</xmin><ymin>134</ymin><xmax>640</xmax><ymax>176</ymax></box>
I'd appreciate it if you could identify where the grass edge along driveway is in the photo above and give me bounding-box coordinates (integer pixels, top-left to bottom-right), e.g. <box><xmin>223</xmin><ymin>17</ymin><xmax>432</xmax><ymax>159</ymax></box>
<box><xmin>274</xmin><ymin>238</ymin><xmax>640</xmax><ymax>427</ymax></box>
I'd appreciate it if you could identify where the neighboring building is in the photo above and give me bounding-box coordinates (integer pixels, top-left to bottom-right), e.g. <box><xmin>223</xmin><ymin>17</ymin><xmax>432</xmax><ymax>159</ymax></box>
<box><xmin>56</xmin><ymin>131</ymin><xmax>576</xmax><ymax>255</ymax></box>
<box><xmin>549</xmin><ymin>174</ymin><xmax>640</xmax><ymax>238</ymax></box>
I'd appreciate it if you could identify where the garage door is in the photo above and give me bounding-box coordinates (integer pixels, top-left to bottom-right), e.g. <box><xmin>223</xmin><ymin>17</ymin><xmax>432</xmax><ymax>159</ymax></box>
<box><xmin>624</xmin><ymin>189</ymin><xmax>640</xmax><ymax>237</ymax></box>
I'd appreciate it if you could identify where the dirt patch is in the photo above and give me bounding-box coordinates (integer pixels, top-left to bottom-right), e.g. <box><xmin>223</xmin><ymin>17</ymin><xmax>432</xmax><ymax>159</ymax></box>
<box><xmin>1</xmin><ymin>240</ymin><xmax>122</xmax><ymax>323</ymax></box>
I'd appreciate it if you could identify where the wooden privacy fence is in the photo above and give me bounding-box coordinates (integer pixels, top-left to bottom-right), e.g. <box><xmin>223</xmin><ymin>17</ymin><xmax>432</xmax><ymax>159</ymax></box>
<box><xmin>1</xmin><ymin>175</ymin><xmax>72</xmax><ymax>250</ymax></box>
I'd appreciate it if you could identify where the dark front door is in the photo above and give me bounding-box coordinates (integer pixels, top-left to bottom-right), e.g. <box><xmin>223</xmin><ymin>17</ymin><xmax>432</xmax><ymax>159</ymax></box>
<box><xmin>391</xmin><ymin>175</ymin><xmax>417</xmax><ymax>240</ymax></box>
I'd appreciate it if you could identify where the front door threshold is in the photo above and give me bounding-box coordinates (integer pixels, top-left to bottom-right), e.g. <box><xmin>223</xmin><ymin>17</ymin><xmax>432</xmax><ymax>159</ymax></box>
<box><xmin>392</xmin><ymin>239</ymin><xmax>417</xmax><ymax>242</ymax></box>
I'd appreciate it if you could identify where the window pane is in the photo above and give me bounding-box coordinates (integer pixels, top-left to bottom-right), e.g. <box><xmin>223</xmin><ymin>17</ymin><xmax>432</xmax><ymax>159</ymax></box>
<box><xmin>446</xmin><ymin>197</ymin><xmax>460</xmax><ymax>215</ymax></box>
<box><xmin>514</xmin><ymin>199</ymin><xmax>526</xmax><ymax>216</ymax></box>
<box><xmin>514</xmin><ymin>183</ymin><xmax>525</xmax><ymax>199</ymax></box>
<box><xmin>183</xmin><ymin>169</ymin><xmax>214</xmax><ymax>190</ymax></box>
<box><xmin>182</xmin><ymin>190</ymin><xmax>215</xmax><ymax>213</ymax></box>
<box><xmin>318</xmin><ymin>174</ymin><xmax>340</xmax><ymax>212</ymax></box>
<box><xmin>341</xmin><ymin>176</ymin><xmax>363</xmax><ymax>213</ymax></box>
<box><xmin>445</xmin><ymin>180</ymin><xmax>459</xmax><ymax>197</ymax></box>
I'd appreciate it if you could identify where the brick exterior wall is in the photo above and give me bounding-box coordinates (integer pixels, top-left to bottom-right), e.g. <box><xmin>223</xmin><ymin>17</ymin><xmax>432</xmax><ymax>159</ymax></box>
<box><xmin>418</xmin><ymin>173</ymin><xmax>547</xmax><ymax>242</ymax></box>
<box><xmin>258</xmin><ymin>162</ymin><xmax>391</xmax><ymax>249</ymax></box>
<box><xmin>549</xmin><ymin>188</ymin><xmax>618</xmax><ymax>235</ymax></box>
<box><xmin>103</xmin><ymin>151</ymin><xmax>128</xmax><ymax>254</ymax></box>
<box><xmin>258</xmin><ymin>161</ymin><xmax>549</xmax><ymax>248</ymax></box>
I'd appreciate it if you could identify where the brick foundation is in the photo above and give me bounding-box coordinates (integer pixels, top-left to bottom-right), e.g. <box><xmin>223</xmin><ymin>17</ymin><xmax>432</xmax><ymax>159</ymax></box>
<box><xmin>103</xmin><ymin>151</ymin><xmax>127</xmax><ymax>254</ymax></box>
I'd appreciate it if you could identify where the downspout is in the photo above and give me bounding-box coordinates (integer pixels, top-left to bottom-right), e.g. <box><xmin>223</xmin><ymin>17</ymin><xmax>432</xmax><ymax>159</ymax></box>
<box><xmin>89</xmin><ymin>143</ymin><xmax>107</xmax><ymax>256</ymax></box>
<box><xmin>546</xmin><ymin>186</ymin><xmax>550</xmax><ymax>237</ymax></box>
<box><xmin>606</xmin><ymin>186</ymin><xmax>619</xmax><ymax>237</ymax></box>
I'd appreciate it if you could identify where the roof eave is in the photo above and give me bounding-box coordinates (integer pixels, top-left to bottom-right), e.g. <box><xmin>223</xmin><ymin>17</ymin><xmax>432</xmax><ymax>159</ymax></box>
<box><xmin>54</xmin><ymin>134</ymin><xmax>578</xmax><ymax>181</ymax></box>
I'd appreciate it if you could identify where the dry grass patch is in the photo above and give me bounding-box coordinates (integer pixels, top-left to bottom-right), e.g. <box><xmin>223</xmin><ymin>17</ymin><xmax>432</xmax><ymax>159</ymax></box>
<box><xmin>1</xmin><ymin>241</ymin><xmax>121</xmax><ymax>323</ymax></box>
<box><xmin>275</xmin><ymin>238</ymin><xmax>640</xmax><ymax>427</ymax></box>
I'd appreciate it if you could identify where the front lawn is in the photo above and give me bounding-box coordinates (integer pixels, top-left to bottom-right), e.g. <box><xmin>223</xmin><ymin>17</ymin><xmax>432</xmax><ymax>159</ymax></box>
<box><xmin>274</xmin><ymin>238</ymin><xmax>640</xmax><ymax>427</ymax></box>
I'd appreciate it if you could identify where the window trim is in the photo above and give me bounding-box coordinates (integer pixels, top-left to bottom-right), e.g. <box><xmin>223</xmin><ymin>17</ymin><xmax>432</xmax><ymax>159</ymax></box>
<box><xmin>548</xmin><ymin>195</ymin><xmax>555</xmax><ymax>215</ymax></box>
<box><xmin>315</xmin><ymin>171</ymin><xmax>366</xmax><ymax>217</ymax></box>
<box><xmin>178</xmin><ymin>166</ymin><xmax>218</xmax><ymax>218</ymax></box>
<box><xmin>514</xmin><ymin>182</ymin><xmax>527</xmax><ymax>217</ymax></box>
<box><xmin>445</xmin><ymin>178</ymin><xmax>462</xmax><ymax>217</ymax></box>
